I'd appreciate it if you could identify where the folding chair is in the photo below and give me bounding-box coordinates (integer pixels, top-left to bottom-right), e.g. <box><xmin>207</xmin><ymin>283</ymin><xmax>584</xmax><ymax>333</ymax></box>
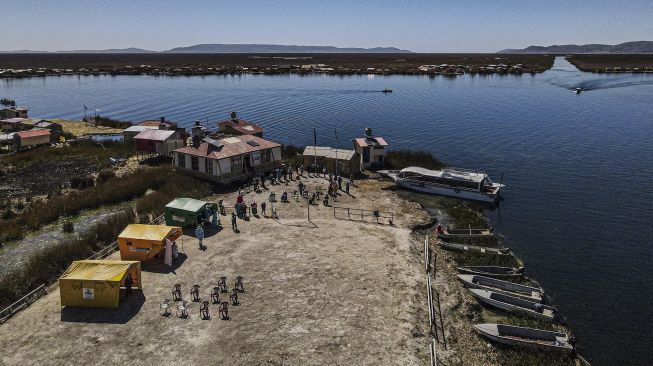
<box><xmin>230</xmin><ymin>289</ymin><xmax>239</xmax><ymax>305</ymax></box>
<box><xmin>176</xmin><ymin>300</ymin><xmax>190</xmax><ymax>318</ymax></box>
<box><xmin>159</xmin><ymin>299</ymin><xmax>172</xmax><ymax>316</ymax></box>
<box><xmin>199</xmin><ymin>300</ymin><xmax>210</xmax><ymax>320</ymax></box>
<box><xmin>218</xmin><ymin>277</ymin><xmax>228</xmax><ymax>293</ymax></box>
<box><xmin>219</xmin><ymin>301</ymin><xmax>229</xmax><ymax>320</ymax></box>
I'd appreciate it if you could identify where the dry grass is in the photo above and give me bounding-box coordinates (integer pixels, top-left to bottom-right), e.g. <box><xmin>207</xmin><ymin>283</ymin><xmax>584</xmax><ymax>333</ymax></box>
<box><xmin>52</xmin><ymin>119</ymin><xmax>123</xmax><ymax>136</ymax></box>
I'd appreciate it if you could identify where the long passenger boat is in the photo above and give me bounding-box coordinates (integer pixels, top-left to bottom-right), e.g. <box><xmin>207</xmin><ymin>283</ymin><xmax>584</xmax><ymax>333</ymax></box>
<box><xmin>380</xmin><ymin>166</ymin><xmax>504</xmax><ymax>202</ymax></box>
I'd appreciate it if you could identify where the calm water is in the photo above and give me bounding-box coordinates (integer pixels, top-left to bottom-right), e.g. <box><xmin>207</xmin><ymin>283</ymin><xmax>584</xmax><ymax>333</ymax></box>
<box><xmin>3</xmin><ymin>57</ymin><xmax>652</xmax><ymax>365</ymax></box>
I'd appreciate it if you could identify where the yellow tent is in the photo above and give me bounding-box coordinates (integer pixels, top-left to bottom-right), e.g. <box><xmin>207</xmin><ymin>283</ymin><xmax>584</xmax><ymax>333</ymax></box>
<box><xmin>59</xmin><ymin>260</ymin><xmax>141</xmax><ymax>309</ymax></box>
<box><xmin>117</xmin><ymin>224</ymin><xmax>182</xmax><ymax>261</ymax></box>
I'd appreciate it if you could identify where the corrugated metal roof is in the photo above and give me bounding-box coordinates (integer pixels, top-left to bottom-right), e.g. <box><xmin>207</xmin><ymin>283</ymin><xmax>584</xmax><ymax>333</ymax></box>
<box><xmin>134</xmin><ymin>129</ymin><xmax>176</xmax><ymax>141</ymax></box>
<box><xmin>175</xmin><ymin>135</ymin><xmax>280</xmax><ymax>160</ymax></box>
<box><xmin>302</xmin><ymin>146</ymin><xmax>357</xmax><ymax>161</ymax></box>
<box><xmin>15</xmin><ymin>129</ymin><xmax>51</xmax><ymax>138</ymax></box>
<box><xmin>353</xmin><ymin>136</ymin><xmax>388</xmax><ymax>148</ymax></box>
<box><xmin>165</xmin><ymin>198</ymin><xmax>207</xmax><ymax>212</ymax></box>
<box><xmin>123</xmin><ymin>125</ymin><xmax>158</xmax><ymax>133</ymax></box>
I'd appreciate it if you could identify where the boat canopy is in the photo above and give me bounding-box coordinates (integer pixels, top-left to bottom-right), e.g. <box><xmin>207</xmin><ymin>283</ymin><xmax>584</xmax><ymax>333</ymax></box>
<box><xmin>400</xmin><ymin>166</ymin><xmax>487</xmax><ymax>183</ymax></box>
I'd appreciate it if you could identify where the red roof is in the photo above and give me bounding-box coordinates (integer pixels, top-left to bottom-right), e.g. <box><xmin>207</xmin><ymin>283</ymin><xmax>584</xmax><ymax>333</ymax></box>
<box><xmin>218</xmin><ymin>118</ymin><xmax>264</xmax><ymax>135</ymax></box>
<box><xmin>134</xmin><ymin>129</ymin><xmax>177</xmax><ymax>142</ymax></box>
<box><xmin>140</xmin><ymin>120</ymin><xmax>163</xmax><ymax>127</ymax></box>
<box><xmin>15</xmin><ymin>129</ymin><xmax>50</xmax><ymax>138</ymax></box>
<box><xmin>175</xmin><ymin>135</ymin><xmax>280</xmax><ymax>160</ymax></box>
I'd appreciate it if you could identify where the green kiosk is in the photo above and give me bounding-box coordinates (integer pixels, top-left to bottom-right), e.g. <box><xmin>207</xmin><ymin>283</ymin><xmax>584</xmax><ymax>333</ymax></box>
<box><xmin>164</xmin><ymin>198</ymin><xmax>216</xmax><ymax>227</ymax></box>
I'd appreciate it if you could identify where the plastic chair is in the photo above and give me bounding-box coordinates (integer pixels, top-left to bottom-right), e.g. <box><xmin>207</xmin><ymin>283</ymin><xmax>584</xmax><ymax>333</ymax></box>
<box><xmin>172</xmin><ymin>284</ymin><xmax>182</xmax><ymax>301</ymax></box>
<box><xmin>218</xmin><ymin>277</ymin><xmax>228</xmax><ymax>293</ymax></box>
<box><xmin>210</xmin><ymin>287</ymin><xmax>220</xmax><ymax>304</ymax></box>
<box><xmin>235</xmin><ymin>276</ymin><xmax>244</xmax><ymax>293</ymax></box>
<box><xmin>159</xmin><ymin>299</ymin><xmax>172</xmax><ymax>316</ymax></box>
<box><xmin>199</xmin><ymin>301</ymin><xmax>210</xmax><ymax>320</ymax></box>
<box><xmin>219</xmin><ymin>301</ymin><xmax>229</xmax><ymax>320</ymax></box>
<box><xmin>176</xmin><ymin>300</ymin><xmax>190</xmax><ymax>318</ymax></box>
<box><xmin>230</xmin><ymin>289</ymin><xmax>239</xmax><ymax>305</ymax></box>
<box><xmin>190</xmin><ymin>284</ymin><xmax>200</xmax><ymax>302</ymax></box>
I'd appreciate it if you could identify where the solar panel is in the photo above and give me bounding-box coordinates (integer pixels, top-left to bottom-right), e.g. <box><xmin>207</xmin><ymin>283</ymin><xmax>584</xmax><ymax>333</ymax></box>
<box><xmin>246</xmin><ymin>140</ymin><xmax>260</xmax><ymax>147</ymax></box>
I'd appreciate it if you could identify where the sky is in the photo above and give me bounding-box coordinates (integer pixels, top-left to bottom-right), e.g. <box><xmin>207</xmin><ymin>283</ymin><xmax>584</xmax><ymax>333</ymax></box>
<box><xmin>2</xmin><ymin>0</ymin><xmax>652</xmax><ymax>53</ymax></box>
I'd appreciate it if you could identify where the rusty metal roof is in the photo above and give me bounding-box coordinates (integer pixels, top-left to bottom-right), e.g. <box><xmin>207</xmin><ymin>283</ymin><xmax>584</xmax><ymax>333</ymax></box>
<box><xmin>15</xmin><ymin>129</ymin><xmax>51</xmax><ymax>138</ymax></box>
<box><xmin>217</xmin><ymin>118</ymin><xmax>264</xmax><ymax>135</ymax></box>
<box><xmin>134</xmin><ymin>129</ymin><xmax>177</xmax><ymax>142</ymax></box>
<box><xmin>175</xmin><ymin>135</ymin><xmax>280</xmax><ymax>160</ymax></box>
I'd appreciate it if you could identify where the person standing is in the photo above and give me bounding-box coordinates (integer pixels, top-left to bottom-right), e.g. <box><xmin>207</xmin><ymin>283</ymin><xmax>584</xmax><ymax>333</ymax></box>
<box><xmin>124</xmin><ymin>272</ymin><xmax>133</xmax><ymax>296</ymax></box>
<box><xmin>338</xmin><ymin>175</ymin><xmax>343</xmax><ymax>190</ymax></box>
<box><xmin>261</xmin><ymin>201</ymin><xmax>267</xmax><ymax>217</ymax></box>
<box><xmin>195</xmin><ymin>224</ymin><xmax>205</xmax><ymax>249</ymax></box>
<box><xmin>231</xmin><ymin>211</ymin><xmax>238</xmax><ymax>230</ymax></box>
<box><xmin>251</xmin><ymin>200</ymin><xmax>258</xmax><ymax>216</ymax></box>
<box><xmin>271</xmin><ymin>202</ymin><xmax>278</xmax><ymax>219</ymax></box>
<box><xmin>346</xmin><ymin>180</ymin><xmax>350</xmax><ymax>194</ymax></box>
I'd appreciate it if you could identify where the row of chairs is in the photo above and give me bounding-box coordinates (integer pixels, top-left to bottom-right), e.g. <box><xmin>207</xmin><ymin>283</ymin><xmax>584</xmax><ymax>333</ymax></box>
<box><xmin>161</xmin><ymin>276</ymin><xmax>245</xmax><ymax>320</ymax></box>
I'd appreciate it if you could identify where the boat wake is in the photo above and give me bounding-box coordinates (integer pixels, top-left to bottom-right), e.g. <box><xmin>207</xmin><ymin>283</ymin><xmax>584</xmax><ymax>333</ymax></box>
<box><xmin>547</xmin><ymin>77</ymin><xmax>653</xmax><ymax>92</ymax></box>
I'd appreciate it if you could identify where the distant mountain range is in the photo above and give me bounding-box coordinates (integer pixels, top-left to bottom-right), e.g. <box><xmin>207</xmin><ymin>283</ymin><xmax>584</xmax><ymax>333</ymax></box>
<box><xmin>0</xmin><ymin>44</ymin><xmax>412</xmax><ymax>54</ymax></box>
<box><xmin>498</xmin><ymin>41</ymin><xmax>653</xmax><ymax>54</ymax></box>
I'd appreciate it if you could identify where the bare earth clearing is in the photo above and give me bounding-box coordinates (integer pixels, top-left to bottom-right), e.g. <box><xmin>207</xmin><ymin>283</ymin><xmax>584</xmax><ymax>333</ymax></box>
<box><xmin>0</xmin><ymin>177</ymin><xmax>434</xmax><ymax>366</ymax></box>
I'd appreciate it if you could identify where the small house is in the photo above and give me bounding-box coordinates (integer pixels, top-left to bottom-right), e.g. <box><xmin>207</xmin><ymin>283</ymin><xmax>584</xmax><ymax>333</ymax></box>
<box><xmin>0</xmin><ymin>106</ymin><xmax>28</xmax><ymax>119</ymax></box>
<box><xmin>33</xmin><ymin>120</ymin><xmax>63</xmax><ymax>142</ymax></box>
<box><xmin>165</xmin><ymin>198</ymin><xmax>216</xmax><ymax>227</ymax></box>
<box><xmin>121</xmin><ymin>125</ymin><xmax>159</xmax><ymax>141</ymax></box>
<box><xmin>173</xmin><ymin>135</ymin><xmax>282</xmax><ymax>183</ymax></box>
<box><xmin>133</xmin><ymin>128</ymin><xmax>183</xmax><ymax>156</ymax></box>
<box><xmin>217</xmin><ymin>112</ymin><xmax>264</xmax><ymax>138</ymax></box>
<box><xmin>301</xmin><ymin>146</ymin><xmax>360</xmax><ymax>176</ymax></box>
<box><xmin>13</xmin><ymin>129</ymin><xmax>51</xmax><ymax>150</ymax></box>
<box><xmin>59</xmin><ymin>260</ymin><xmax>141</xmax><ymax>309</ymax></box>
<box><xmin>0</xmin><ymin>117</ymin><xmax>31</xmax><ymax>132</ymax></box>
<box><xmin>352</xmin><ymin>128</ymin><xmax>388</xmax><ymax>170</ymax></box>
<box><xmin>117</xmin><ymin>224</ymin><xmax>182</xmax><ymax>261</ymax></box>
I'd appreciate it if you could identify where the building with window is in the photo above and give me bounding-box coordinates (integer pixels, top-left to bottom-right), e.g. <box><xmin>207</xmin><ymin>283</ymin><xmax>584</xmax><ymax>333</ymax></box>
<box><xmin>352</xmin><ymin>128</ymin><xmax>388</xmax><ymax>170</ymax></box>
<box><xmin>13</xmin><ymin>129</ymin><xmax>51</xmax><ymax>150</ymax></box>
<box><xmin>173</xmin><ymin>135</ymin><xmax>282</xmax><ymax>183</ymax></box>
<box><xmin>133</xmin><ymin>128</ymin><xmax>184</xmax><ymax>156</ymax></box>
<box><xmin>0</xmin><ymin>106</ymin><xmax>28</xmax><ymax>119</ymax></box>
<box><xmin>301</xmin><ymin>146</ymin><xmax>360</xmax><ymax>176</ymax></box>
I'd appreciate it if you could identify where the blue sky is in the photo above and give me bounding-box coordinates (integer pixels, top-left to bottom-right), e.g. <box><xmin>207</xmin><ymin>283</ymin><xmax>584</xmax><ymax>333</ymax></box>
<box><xmin>3</xmin><ymin>0</ymin><xmax>652</xmax><ymax>52</ymax></box>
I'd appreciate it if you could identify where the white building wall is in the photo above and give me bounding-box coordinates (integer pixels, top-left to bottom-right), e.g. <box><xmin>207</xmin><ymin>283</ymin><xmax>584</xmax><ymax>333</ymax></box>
<box><xmin>271</xmin><ymin>147</ymin><xmax>282</xmax><ymax>161</ymax></box>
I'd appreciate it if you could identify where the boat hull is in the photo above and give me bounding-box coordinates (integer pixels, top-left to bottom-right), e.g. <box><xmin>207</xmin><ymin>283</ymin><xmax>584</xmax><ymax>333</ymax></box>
<box><xmin>473</xmin><ymin>323</ymin><xmax>573</xmax><ymax>352</ymax></box>
<box><xmin>469</xmin><ymin>289</ymin><xmax>555</xmax><ymax>322</ymax></box>
<box><xmin>457</xmin><ymin>275</ymin><xmax>543</xmax><ymax>302</ymax></box>
<box><xmin>396</xmin><ymin>179</ymin><xmax>500</xmax><ymax>202</ymax></box>
<box><xmin>456</xmin><ymin>266</ymin><xmax>524</xmax><ymax>279</ymax></box>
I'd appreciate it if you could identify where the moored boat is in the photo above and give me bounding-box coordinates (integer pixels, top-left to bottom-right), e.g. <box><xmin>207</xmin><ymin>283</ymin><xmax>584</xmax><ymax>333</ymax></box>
<box><xmin>456</xmin><ymin>265</ymin><xmax>525</xmax><ymax>279</ymax></box>
<box><xmin>457</xmin><ymin>274</ymin><xmax>544</xmax><ymax>302</ymax></box>
<box><xmin>437</xmin><ymin>227</ymin><xmax>494</xmax><ymax>239</ymax></box>
<box><xmin>440</xmin><ymin>242</ymin><xmax>511</xmax><ymax>255</ymax></box>
<box><xmin>383</xmin><ymin>166</ymin><xmax>504</xmax><ymax>202</ymax></box>
<box><xmin>473</xmin><ymin>323</ymin><xmax>574</xmax><ymax>351</ymax></box>
<box><xmin>469</xmin><ymin>288</ymin><xmax>558</xmax><ymax>322</ymax></box>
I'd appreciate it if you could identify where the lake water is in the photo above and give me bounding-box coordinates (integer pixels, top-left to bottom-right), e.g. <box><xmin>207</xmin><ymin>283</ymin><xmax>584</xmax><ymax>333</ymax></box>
<box><xmin>2</xmin><ymin>57</ymin><xmax>652</xmax><ymax>365</ymax></box>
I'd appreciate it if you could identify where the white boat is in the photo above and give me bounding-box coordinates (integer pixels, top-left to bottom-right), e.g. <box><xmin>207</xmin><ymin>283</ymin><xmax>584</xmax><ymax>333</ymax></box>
<box><xmin>469</xmin><ymin>289</ymin><xmax>558</xmax><ymax>322</ymax></box>
<box><xmin>457</xmin><ymin>274</ymin><xmax>544</xmax><ymax>302</ymax></box>
<box><xmin>381</xmin><ymin>167</ymin><xmax>504</xmax><ymax>202</ymax></box>
<box><xmin>473</xmin><ymin>323</ymin><xmax>574</xmax><ymax>351</ymax></box>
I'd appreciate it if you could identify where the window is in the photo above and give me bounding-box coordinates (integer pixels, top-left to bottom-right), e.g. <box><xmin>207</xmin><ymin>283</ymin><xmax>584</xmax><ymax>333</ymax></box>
<box><xmin>205</xmin><ymin>158</ymin><xmax>213</xmax><ymax>174</ymax></box>
<box><xmin>178</xmin><ymin>153</ymin><xmax>186</xmax><ymax>168</ymax></box>
<box><xmin>261</xmin><ymin>149</ymin><xmax>271</xmax><ymax>163</ymax></box>
<box><xmin>232</xmin><ymin>155</ymin><xmax>242</xmax><ymax>170</ymax></box>
<box><xmin>191</xmin><ymin>157</ymin><xmax>199</xmax><ymax>171</ymax></box>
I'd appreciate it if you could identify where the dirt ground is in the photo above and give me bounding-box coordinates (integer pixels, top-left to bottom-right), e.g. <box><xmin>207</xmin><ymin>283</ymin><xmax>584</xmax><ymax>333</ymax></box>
<box><xmin>0</xmin><ymin>176</ymin><xmax>433</xmax><ymax>366</ymax></box>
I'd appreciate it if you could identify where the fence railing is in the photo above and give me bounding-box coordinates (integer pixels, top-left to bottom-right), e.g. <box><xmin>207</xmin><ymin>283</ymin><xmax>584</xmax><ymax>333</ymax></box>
<box><xmin>332</xmin><ymin>206</ymin><xmax>394</xmax><ymax>224</ymax></box>
<box><xmin>425</xmin><ymin>227</ymin><xmax>446</xmax><ymax>366</ymax></box>
<box><xmin>0</xmin><ymin>213</ymin><xmax>166</xmax><ymax>325</ymax></box>
<box><xmin>0</xmin><ymin>284</ymin><xmax>47</xmax><ymax>324</ymax></box>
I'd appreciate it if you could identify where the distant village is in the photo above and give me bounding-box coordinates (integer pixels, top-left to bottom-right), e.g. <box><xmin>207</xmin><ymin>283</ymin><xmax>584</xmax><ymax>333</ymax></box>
<box><xmin>0</xmin><ymin>104</ymin><xmax>389</xmax><ymax>183</ymax></box>
<box><xmin>0</xmin><ymin>62</ymin><xmax>544</xmax><ymax>78</ymax></box>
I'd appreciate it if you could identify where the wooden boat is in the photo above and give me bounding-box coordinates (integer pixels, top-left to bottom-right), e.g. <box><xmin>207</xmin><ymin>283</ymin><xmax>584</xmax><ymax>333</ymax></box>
<box><xmin>575</xmin><ymin>87</ymin><xmax>582</xmax><ymax>94</ymax></box>
<box><xmin>382</xmin><ymin>89</ymin><xmax>393</xmax><ymax>93</ymax></box>
<box><xmin>437</xmin><ymin>227</ymin><xmax>494</xmax><ymax>239</ymax></box>
<box><xmin>457</xmin><ymin>274</ymin><xmax>544</xmax><ymax>302</ymax></box>
<box><xmin>469</xmin><ymin>289</ymin><xmax>557</xmax><ymax>322</ymax></box>
<box><xmin>440</xmin><ymin>242</ymin><xmax>511</xmax><ymax>255</ymax></box>
<box><xmin>473</xmin><ymin>323</ymin><xmax>574</xmax><ymax>351</ymax></box>
<box><xmin>456</xmin><ymin>266</ymin><xmax>524</xmax><ymax>279</ymax></box>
